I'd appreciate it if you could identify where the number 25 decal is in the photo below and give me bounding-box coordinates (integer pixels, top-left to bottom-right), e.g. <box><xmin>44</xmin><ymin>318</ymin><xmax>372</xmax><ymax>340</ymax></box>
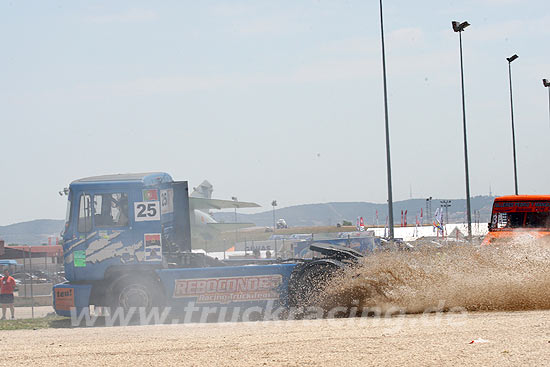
<box><xmin>137</xmin><ymin>203</ymin><xmax>157</xmax><ymax>217</ymax></box>
<box><xmin>134</xmin><ymin>201</ymin><xmax>160</xmax><ymax>221</ymax></box>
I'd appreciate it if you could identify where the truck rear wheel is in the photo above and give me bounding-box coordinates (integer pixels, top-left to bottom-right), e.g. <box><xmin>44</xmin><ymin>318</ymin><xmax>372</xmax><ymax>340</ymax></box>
<box><xmin>290</xmin><ymin>261</ymin><xmax>342</xmax><ymax>310</ymax></box>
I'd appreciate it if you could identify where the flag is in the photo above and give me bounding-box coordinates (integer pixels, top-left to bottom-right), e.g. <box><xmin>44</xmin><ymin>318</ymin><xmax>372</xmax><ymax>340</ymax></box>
<box><xmin>143</xmin><ymin>189</ymin><xmax>158</xmax><ymax>201</ymax></box>
<box><xmin>432</xmin><ymin>208</ymin><xmax>444</xmax><ymax>236</ymax></box>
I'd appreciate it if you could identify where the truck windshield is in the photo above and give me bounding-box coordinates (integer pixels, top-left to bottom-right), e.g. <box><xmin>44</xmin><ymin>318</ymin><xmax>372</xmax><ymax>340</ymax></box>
<box><xmin>64</xmin><ymin>198</ymin><xmax>71</xmax><ymax>226</ymax></box>
<box><xmin>490</xmin><ymin>201</ymin><xmax>550</xmax><ymax>230</ymax></box>
<box><xmin>62</xmin><ymin>196</ymin><xmax>72</xmax><ymax>236</ymax></box>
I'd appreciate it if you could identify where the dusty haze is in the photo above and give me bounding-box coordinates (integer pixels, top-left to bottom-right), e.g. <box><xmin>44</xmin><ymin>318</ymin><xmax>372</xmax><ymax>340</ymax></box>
<box><xmin>323</xmin><ymin>237</ymin><xmax>550</xmax><ymax>314</ymax></box>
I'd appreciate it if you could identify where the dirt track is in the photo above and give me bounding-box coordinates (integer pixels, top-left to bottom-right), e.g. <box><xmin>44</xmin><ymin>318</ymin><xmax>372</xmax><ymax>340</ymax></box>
<box><xmin>1</xmin><ymin>310</ymin><xmax>549</xmax><ymax>366</ymax></box>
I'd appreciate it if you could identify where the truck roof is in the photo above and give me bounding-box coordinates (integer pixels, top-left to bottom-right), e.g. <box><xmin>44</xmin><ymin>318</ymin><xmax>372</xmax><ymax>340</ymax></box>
<box><xmin>71</xmin><ymin>172</ymin><xmax>173</xmax><ymax>186</ymax></box>
<box><xmin>494</xmin><ymin>195</ymin><xmax>550</xmax><ymax>202</ymax></box>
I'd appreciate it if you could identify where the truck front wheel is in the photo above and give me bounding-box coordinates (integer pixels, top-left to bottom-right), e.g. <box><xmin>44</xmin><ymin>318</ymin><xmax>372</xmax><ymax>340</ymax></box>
<box><xmin>108</xmin><ymin>276</ymin><xmax>164</xmax><ymax>314</ymax></box>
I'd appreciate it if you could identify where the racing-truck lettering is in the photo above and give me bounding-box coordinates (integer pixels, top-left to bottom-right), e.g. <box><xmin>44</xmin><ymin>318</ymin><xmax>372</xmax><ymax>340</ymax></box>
<box><xmin>173</xmin><ymin>275</ymin><xmax>282</xmax><ymax>298</ymax></box>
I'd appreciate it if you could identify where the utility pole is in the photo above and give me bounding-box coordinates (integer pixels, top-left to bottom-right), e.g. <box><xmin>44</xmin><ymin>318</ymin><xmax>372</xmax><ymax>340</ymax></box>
<box><xmin>507</xmin><ymin>54</ymin><xmax>519</xmax><ymax>195</ymax></box>
<box><xmin>426</xmin><ymin>197</ymin><xmax>432</xmax><ymax>224</ymax></box>
<box><xmin>440</xmin><ymin>200</ymin><xmax>451</xmax><ymax>225</ymax></box>
<box><xmin>379</xmin><ymin>0</ymin><xmax>394</xmax><ymax>240</ymax></box>
<box><xmin>232</xmin><ymin>196</ymin><xmax>238</xmax><ymax>244</ymax></box>
<box><xmin>452</xmin><ymin>20</ymin><xmax>473</xmax><ymax>241</ymax></box>
<box><xmin>271</xmin><ymin>200</ymin><xmax>278</xmax><ymax>258</ymax></box>
<box><xmin>543</xmin><ymin>79</ymin><xmax>550</xmax><ymax>127</ymax></box>
<box><xmin>29</xmin><ymin>246</ymin><xmax>34</xmax><ymax>319</ymax></box>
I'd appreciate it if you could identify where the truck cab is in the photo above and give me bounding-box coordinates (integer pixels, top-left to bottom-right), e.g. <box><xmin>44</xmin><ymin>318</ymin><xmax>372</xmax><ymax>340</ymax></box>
<box><xmin>483</xmin><ymin>195</ymin><xmax>550</xmax><ymax>244</ymax></box>
<box><xmin>60</xmin><ymin>173</ymin><xmax>190</xmax><ymax>281</ymax></box>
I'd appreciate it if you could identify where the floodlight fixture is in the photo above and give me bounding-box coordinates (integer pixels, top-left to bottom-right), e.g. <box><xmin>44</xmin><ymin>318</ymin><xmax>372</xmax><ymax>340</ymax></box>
<box><xmin>452</xmin><ymin>21</ymin><xmax>470</xmax><ymax>32</ymax></box>
<box><xmin>507</xmin><ymin>54</ymin><xmax>519</xmax><ymax>63</ymax></box>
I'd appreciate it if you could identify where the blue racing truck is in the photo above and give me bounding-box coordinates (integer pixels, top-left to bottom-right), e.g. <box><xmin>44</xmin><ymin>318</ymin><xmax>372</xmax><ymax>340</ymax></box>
<box><xmin>53</xmin><ymin>173</ymin><xmax>362</xmax><ymax>319</ymax></box>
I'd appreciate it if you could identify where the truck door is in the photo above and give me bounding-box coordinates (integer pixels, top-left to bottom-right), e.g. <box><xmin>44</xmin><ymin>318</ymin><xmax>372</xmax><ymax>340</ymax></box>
<box><xmin>89</xmin><ymin>191</ymin><xmax>139</xmax><ymax>269</ymax></box>
<box><xmin>68</xmin><ymin>191</ymin><xmax>139</xmax><ymax>281</ymax></box>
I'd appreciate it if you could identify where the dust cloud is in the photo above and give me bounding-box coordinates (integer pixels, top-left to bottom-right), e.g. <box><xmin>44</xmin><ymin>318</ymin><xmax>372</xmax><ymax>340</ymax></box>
<box><xmin>322</xmin><ymin>237</ymin><xmax>550</xmax><ymax>314</ymax></box>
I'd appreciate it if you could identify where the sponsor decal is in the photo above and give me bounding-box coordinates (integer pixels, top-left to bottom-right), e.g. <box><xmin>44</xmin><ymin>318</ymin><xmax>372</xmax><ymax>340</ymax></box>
<box><xmin>74</xmin><ymin>250</ymin><xmax>86</xmax><ymax>267</ymax></box>
<box><xmin>55</xmin><ymin>288</ymin><xmax>75</xmax><ymax>311</ymax></box>
<box><xmin>142</xmin><ymin>189</ymin><xmax>159</xmax><ymax>201</ymax></box>
<box><xmin>160</xmin><ymin>188</ymin><xmax>174</xmax><ymax>214</ymax></box>
<box><xmin>144</xmin><ymin>233</ymin><xmax>162</xmax><ymax>261</ymax></box>
<box><xmin>493</xmin><ymin>201</ymin><xmax>550</xmax><ymax>212</ymax></box>
<box><xmin>173</xmin><ymin>274</ymin><xmax>283</xmax><ymax>303</ymax></box>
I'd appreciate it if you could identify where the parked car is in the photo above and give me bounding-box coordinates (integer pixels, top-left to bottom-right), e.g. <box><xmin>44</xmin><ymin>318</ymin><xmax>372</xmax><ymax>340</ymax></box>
<box><xmin>11</xmin><ymin>272</ymin><xmax>48</xmax><ymax>284</ymax></box>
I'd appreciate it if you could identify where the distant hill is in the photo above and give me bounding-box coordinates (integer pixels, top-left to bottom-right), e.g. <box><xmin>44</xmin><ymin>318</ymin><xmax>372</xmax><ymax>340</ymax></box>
<box><xmin>213</xmin><ymin>196</ymin><xmax>495</xmax><ymax>227</ymax></box>
<box><xmin>0</xmin><ymin>196</ymin><xmax>495</xmax><ymax>245</ymax></box>
<box><xmin>0</xmin><ymin>219</ymin><xmax>64</xmax><ymax>245</ymax></box>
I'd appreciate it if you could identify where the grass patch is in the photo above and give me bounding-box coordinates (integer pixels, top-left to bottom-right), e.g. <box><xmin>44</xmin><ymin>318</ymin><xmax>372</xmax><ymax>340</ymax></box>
<box><xmin>0</xmin><ymin>315</ymin><xmax>70</xmax><ymax>330</ymax></box>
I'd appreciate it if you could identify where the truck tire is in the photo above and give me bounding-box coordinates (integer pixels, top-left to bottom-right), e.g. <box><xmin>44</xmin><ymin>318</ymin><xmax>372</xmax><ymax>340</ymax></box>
<box><xmin>290</xmin><ymin>260</ymin><xmax>343</xmax><ymax>310</ymax></box>
<box><xmin>108</xmin><ymin>276</ymin><xmax>165</xmax><ymax>316</ymax></box>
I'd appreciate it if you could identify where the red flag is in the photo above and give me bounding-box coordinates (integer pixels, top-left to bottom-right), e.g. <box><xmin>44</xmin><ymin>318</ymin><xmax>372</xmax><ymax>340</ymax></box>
<box><xmin>421</xmin><ymin>208</ymin><xmax>423</xmax><ymax>217</ymax></box>
<box><xmin>404</xmin><ymin>210</ymin><xmax>408</xmax><ymax>226</ymax></box>
<box><xmin>143</xmin><ymin>189</ymin><xmax>158</xmax><ymax>201</ymax></box>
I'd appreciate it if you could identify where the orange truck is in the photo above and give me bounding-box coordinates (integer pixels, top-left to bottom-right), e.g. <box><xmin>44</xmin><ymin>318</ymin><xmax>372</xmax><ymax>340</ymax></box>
<box><xmin>483</xmin><ymin>195</ymin><xmax>550</xmax><ymax>244</ymax></box>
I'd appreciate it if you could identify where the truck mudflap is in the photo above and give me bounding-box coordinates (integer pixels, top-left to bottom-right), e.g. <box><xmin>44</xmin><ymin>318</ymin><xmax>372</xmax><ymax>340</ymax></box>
<box><xmin>53</xmin><ymin>283</ymin><xmax>92</xmax><ymax>317</ymax></box>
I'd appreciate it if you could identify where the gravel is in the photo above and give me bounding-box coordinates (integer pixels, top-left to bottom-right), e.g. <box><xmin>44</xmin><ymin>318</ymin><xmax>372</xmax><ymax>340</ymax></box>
<box><xmin>1</xmin><ymin>310</ymin><xmax>549</xmax><ymax>366</ymax></box>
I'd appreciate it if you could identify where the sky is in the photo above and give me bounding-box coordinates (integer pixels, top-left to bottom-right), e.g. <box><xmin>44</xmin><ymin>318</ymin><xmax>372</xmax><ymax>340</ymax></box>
<box><xmin>0</xmin><ymin>0</ymin><xmax>549</xmax><ymax>225</ymax></box>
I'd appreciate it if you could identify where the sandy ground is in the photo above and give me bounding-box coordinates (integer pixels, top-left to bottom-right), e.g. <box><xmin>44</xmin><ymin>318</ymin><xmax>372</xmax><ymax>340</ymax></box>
<box><xmin>0</xmin><ymin>310</ymin><xmax>549</xmax><ymax>366</ymax></box>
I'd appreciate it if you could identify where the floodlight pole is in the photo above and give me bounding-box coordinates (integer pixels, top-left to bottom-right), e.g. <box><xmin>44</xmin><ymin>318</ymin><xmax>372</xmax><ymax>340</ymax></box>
<box><xmin>379</xmin><ymin>0</ymin><xmax>394</xmax><ymax>240</ymax></box>
<box><xmin>507</xmin><ymin>55</ymin><xmax>519</xmax><ymax>195</ymax></box>
<box><xmin>232</xmin><ymin>196</ymin><xmax>238</xmax><ymax>243</ymax></box>
<box><xmin>453</xmin><ymin>21</ymin><xmax>472</xmax><ymax>241</ymax></box>
<box><xmin>544</xmin><ymin>79</ymin><xmax>550</xmax><ymax>127</ymax></box>
<box><xmin>271</xmin><ymin>200</ymin><xmax>277</xmax><ymax>257</ymax></box>
<box><xmin>440</xmin><ymin>200</ymin><xmax>451</xmax><ymax>226</ymax></box>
